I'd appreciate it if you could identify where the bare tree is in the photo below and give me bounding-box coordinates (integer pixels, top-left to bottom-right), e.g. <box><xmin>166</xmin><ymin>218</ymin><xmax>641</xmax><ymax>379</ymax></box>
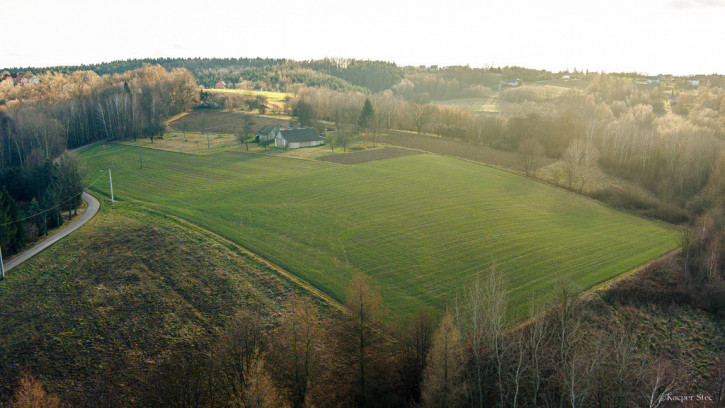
<box><xmin>238</xmin><ymin>115</ymin><xmax>255</xmax><ymax>151</ymax></box>
<box><xmin>242</xmin><ymin>349</ymin><xmax>290</xmax><ymax>408</ymax></box>
<box><xmin>455</xmin><ymin>276</ymin><xmax>486</xmax><ymax>407</ymax></box>
<box><xmin>642</xmin><ymin>360</ymin><xmax>680</xmax><ymax>408</ymax></box>
<box><xmin>271</xmin><ymin>298</ymin><xmax>326</xmax><ymax>408</ymax></box>
<box><xmin>484</xmin><ymin>265</ymin><xmax>509</xmax><ymax>408</ymax></box>
<box><xmin>553</xmin><ymin>285</ymin><xmax>582</xmax><ymax>408</ymax></box>
<box><xmin>421</xmin><ymin>312</ymin><xmax>468</xmax><ymax>408</ymax></box>
<box><xmin>518</xmin><ymin>138</ymin><xmax>545</xmax><ymax>177</ymax></box>
<box><xmin>455</xmin><ymin>264</ymin><xmax>509</xmax><ymax>408</ymax></box>
<box><xmin>346</xmin><ymin>273</ymin><xmax>383</xmax><ymax>407</ymax></box>
<box><xmin>524</xmin><ymin>301</ymin><xmax>549</xmax><ymax>407</ymax></box>
<box><xmin>408</xmin><ymin>103</ymin><xmax>434</xmax><ymax>134</ymax></box>
<box><xmin>562</xmin><ymin>138</ymin><xmax>600</xmax><ymax>193</ymax></box>
<box><xmin>215</xmin><ymin>311</ymin><xmax>264</xmax><ymax>405</ymax></box>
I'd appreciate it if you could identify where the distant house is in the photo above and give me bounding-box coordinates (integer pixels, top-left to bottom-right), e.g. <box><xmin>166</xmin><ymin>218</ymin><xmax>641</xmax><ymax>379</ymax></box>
<box><xmin>1</xmin><ymin>72</ymin><xmax>39</xmax><ymax>86</ymax></box>
<box><xmin>275</xmin><ymin>128</ymin><xmax>326</xmax><ymax>149</ymax></box>
<box><xmin>20</xmin><ymin>74</ymin><xmax>39</xmax><ymax>85</ymax></box>
<box><xmin>214</xmin><ymin>80</ymin><xmax>227</xmax><ymax>89</ymax></box>
<box><xmin>688</xmin><ymin>79</ymin><xmax>700</xmax><ymax>87</ymax></box>
<box><xmin>646</xmin><ymin>76</ymin><xmax>660</xmax><ymax>85</ymax></box>
<box><xmin>498</xmin><ymin>79</ymin><xmax>520</xmax><ymax>89</ymax></box>
<box><xmin>562</xmin><ymin>75</ymin><xmax>570</xmax><ymax>80</ymax></box>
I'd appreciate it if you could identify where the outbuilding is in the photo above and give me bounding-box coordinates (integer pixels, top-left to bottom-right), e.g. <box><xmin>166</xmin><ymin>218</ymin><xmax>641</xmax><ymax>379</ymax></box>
<box><xmin>255</xmin><ymin>125</ymin><xmax>278</xmax><ymax>142</ymax></box>
<box><xmin>275</xmin><ymin>128</ymin><xmax>326</xmax><ymax>149</ymax></box>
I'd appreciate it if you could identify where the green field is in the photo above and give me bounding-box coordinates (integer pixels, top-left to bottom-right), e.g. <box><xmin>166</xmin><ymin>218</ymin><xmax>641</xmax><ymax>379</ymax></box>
<box><xmin>81</xmin><ymin>144</ymin><xmax>677</xmax><ymax>319</ymax></box>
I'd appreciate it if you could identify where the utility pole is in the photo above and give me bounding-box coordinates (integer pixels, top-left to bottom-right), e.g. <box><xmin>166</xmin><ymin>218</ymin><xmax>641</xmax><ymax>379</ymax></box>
<box><xmin>138</xmin><ymin>143</ymin><xmax>143</xmax><ymax>169</ymax></box>
<box><xmin>207</xmin><ymin>132</ymin><xmax>210</xmax><ymax>149</ymax></box>
<box><xmin>108</xmin><ymin>168</ymin><xmax>114</xmax><ymax>204</ymax></box>
<box><xmin>0</xmin><ymin>246</ymin><xmax>4</xmax><ymax>280</ymax></box>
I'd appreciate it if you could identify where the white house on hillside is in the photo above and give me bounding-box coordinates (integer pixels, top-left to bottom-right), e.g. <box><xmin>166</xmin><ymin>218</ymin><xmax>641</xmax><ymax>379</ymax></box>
<box><xmin>275</xmin><ymin>128</ymin><xmax>326</xmax><ymax>149</ymax></box>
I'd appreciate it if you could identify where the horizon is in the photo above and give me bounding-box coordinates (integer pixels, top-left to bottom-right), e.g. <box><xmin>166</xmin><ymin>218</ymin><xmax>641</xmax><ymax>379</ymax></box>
<box><xmin>3</xmin><ymin>0</ymin><xmax>724</xmax><ymax>77</ymax></box>
<box><xmin>0</xmin><ymin>54</ymin><xmax>719</xmax><ymax>78</ymax></box>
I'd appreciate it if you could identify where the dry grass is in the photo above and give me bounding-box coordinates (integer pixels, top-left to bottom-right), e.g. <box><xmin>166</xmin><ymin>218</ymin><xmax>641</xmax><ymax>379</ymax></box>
<box><xmin>202</xmin><ymin>88</ymin><xmax>291</xmax><ymax>111</ymax></box>
<box><xmin>0</xmin><ymin>201</ymin><xmax>315</xmax><ymax>405</ymax></box>
<box><xmin>118</xmin><ymin>131</ymin><xmax>258</xmax><ymax>155</ymax></box>
<box><xmin>318</xmin><ymin>147</ymin><xmax>421</xmax><ymax>165</ymax></box>
<box><xmin>378</xmin><ymin>129</ymin><xmax>556</xmax><ymax>171</ymax></box>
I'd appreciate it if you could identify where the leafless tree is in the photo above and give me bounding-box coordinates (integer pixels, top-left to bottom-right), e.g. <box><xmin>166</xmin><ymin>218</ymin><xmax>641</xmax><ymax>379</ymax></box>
<box><xmin>421</xmin><ymin>312</ymin><xmax>468</xmax><ymax>408</ymax></box>
<box><xmin>408</xmin><ymin>103</ymin><xmax>434</xmax><ymax>134</ymax></box>
<box><xmin>346</xmin><ymin>273</ymin><xmax>383</xmax><ymax>407</ymax></box>
<box><xmin>518</xmin><ymin>138</ymin><xmax>545</xmax><ymax>177</ymax></box>
<box><xmin>642</xmin><ymin>359</ymin><xmax>680</xmax><ymax>408</ymax></box>
<box><xmin>271</xmin><ymin>298</ymin><xmax>326</xmax><ymax>408</ymax></box>
<box><xmin>562</xmin><ymin>138</ymin><xmax>600</xmax><ymax>193</ymax></box>
<box><xmin>455</xmin><ymin>264</ymin><xmax>508</xmax><ymax>408</ymax></box>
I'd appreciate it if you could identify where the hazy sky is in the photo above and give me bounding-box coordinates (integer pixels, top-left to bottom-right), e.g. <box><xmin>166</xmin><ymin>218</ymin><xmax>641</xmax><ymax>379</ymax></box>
<box><xmin>2</xmin><ymin>0</ymin><xmax>723</xmax><ymax>75</ymax></box>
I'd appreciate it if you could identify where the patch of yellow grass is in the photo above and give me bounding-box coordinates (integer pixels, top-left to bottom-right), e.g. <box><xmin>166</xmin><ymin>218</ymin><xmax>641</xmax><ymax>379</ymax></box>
<box><xmin>203</xmin><ymin>88</ymin><xmax>292</xmax><ymax>110</ymax></box>
<box><xmin>119</xmin><ymin>131</ymin><xmax>255</xmax><ymax>155</ymax></box>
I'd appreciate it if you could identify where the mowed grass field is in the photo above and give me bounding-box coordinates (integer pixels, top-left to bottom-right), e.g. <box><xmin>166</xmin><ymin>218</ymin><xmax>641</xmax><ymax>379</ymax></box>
<box><xmin>81</xmin><ymin>144</ymin><xmax>677</xmax><ymax>319</ymax></box>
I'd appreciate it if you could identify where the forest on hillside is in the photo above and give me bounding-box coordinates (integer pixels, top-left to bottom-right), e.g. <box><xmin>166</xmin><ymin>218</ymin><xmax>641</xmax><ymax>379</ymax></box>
<box><xmin>0</xmin><ymin>65</ymin><xmax>199</xmax><ymax>255</ymax></box>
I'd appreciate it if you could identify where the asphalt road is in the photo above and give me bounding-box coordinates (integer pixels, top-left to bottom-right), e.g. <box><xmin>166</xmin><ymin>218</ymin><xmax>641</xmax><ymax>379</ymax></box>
<box><xmin>3</xmin><ymin>192</ymin><xmax>100</xmax><ymax>273</ymax></box>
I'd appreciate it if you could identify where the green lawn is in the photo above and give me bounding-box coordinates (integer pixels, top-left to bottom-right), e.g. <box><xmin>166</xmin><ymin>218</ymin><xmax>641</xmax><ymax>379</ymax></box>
<box><xmin>81</xmin><ymin>144</ymin><xmax>677</xmax><ymax>319</ymax></box>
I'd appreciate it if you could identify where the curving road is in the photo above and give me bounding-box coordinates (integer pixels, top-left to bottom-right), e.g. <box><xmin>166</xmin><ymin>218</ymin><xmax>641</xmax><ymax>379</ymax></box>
<box><xmin>3</xmin><ymin>192</ymin><xmax>100</xmax><ymax>273</ymax></box>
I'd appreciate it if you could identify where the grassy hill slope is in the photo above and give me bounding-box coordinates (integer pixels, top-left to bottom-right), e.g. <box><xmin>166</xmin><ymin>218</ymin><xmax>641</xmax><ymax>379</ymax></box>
<box><xmin>81</xmin><ymin>145</ymin><xmax>677</xmax><ymax>319</ymax></box>
<box><xmin>0</xmin><ymin>201</ymin><xmax>308</xmax><ymax>406</ymax></box>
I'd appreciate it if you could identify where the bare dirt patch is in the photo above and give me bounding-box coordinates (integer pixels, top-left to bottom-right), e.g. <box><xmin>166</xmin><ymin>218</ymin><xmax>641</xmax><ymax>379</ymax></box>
<box><xmin>317</xmin><ymin>147</ymin><xmax>421</xmax><ymax>164</ymax></box>
<box><xmin>379</xmin><ymin>130</ymin><xmax>556</xmax><ymax>171</ymax></box>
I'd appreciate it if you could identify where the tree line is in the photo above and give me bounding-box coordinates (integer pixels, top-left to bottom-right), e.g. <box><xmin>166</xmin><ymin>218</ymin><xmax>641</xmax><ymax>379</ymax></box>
<box><xmin>0</xmin><ymin>64</ymin><xmax>200</xmax><ymax>256</ymax></box>
<box><xmin>53</xmin><ymin>252</ymin><xmax>717</xmax><ymax>408</ymax></box>
<box><xmin>289</xmin><ymin>74</ymin><xmax>725</xmax><ymax>222</ymax></box>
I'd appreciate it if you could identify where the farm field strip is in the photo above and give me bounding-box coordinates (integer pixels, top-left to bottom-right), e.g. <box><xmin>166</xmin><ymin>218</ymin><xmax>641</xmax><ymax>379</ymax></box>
<box><xmin>82</xmin><ymin>144</ymin><xmax>677</xmax><ymax>319</ymax></box>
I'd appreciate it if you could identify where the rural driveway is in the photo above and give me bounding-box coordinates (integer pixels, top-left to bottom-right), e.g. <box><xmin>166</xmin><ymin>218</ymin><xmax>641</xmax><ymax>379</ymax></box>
<box><xmin>3</xmin><ymin>192</ymin><xmax>100</xmax><ymax>273</ymax></box>
<box><xmin>2</xmin><ymin>140</ymin><xmax>108</xmax><ymax>274</ymax></box>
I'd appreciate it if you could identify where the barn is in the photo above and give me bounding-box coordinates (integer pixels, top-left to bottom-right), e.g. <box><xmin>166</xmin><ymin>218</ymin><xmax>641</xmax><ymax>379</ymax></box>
<box><xmin>275</xmin><ymin>128</ymin><xmax>326</xmax><ymax>149</ymax></box>
<box><xmin>255</xmin><ymin>125</ymin><xmax>278</xmax><ymax>142</ymax></box>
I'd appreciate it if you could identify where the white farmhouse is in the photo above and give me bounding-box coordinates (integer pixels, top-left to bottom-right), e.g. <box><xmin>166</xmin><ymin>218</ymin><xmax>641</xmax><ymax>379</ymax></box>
<box><xmin>275</xmin><ymin>128</ymin><xmax>326</xmax><ymax>149</ymax></box>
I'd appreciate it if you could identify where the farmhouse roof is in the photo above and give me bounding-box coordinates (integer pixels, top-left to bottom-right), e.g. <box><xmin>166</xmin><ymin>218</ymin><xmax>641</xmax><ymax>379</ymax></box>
<box><xmin>256</xmin><ymin>125</ymin><xmax>277</xmax><ymax>135</ymax></box>
<box><xmin>277</xmin><ymin>128</ymin><xmax>325</xmax><ymax>143</ymax></box>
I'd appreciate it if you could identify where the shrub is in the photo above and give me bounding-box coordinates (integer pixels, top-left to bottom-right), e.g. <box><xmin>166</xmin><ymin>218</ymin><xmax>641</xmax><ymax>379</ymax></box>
<box><xmin>591</xmin><ymin>186</ymin><xmax>689</xmax><ymax>224</ymax></box>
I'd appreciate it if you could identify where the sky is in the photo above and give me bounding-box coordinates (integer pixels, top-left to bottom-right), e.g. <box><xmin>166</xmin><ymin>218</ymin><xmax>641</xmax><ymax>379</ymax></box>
<box><xmin>1</xmin><ymin>0</ymin><xmax>724</xmax><ymax>75</ymax></box>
